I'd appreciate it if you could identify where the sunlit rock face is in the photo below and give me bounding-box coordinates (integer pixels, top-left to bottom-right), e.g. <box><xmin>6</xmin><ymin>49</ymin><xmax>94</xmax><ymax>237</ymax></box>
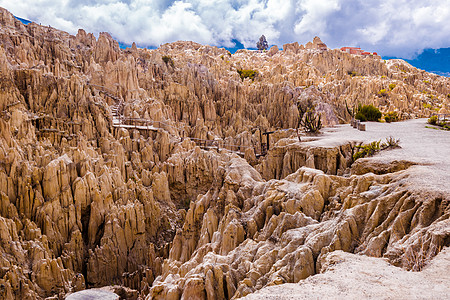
<box><xmin>0</xmin><ymin>6</ymin><xmax>449</xmax><ymax>300</ymax></box>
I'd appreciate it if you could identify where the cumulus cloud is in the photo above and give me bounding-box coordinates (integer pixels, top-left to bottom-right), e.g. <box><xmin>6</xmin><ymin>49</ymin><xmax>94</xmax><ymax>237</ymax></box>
<box><xmin>1</xmin><ymin>0</ymin><xmax>449</xmax><ymax>57</ymax></box>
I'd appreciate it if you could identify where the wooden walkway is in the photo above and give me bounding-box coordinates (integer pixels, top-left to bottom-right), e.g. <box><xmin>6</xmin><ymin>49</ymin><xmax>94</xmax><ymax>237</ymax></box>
<box><xmin>28</xmin><ymin>113</ymin><xmax>80</xmax><ymax>141</ymax></box>
<box><xmin>189</xmin><ymin>138</ymin><xmax>267</xmax><ymax>157</ymax></box>
<box><xmin>90</xmin><ymin>83</ymin><xmax>269</xmax><ymax>157</ymax></box>
<box><xmin>89</xmin><ymin>84</ymin><xmax>122</xmax><ymax>102</ymax></box>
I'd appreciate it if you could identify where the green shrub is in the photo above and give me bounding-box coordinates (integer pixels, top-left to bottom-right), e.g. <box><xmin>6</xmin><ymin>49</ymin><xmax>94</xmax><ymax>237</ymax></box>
<box><xmin>353</xmin><ymin>137</ymin><xmax>400</xmax><ymax>161</ymax></box>
<box><xmin>353</xmin><ymin>140</ymin><xmax>380</xmax><ymax>160</ymax></box>
<box><xmin>357</xmin><ymin>104</ymin><xmax>382</xmax><ymax>121</ymax></box>
<box><xmin>447</xmin><ymin>94</ymin><xmax>450</xmax><ymax>99</ymax></box>
<box><xmin>428</xmin><ymin>115</ymin><xmax>438</xmax><ymax>125</ymax></box>
<box><xmin>237</xmin><ymin>69</ymin><xmax>257</xmax><ymax>81</ymax></box>
<box><xmin>381</xmin><ymin>136</ymin><xmax>400</xmax><ymax>149</ymax></box>
<box><xmin>355</xmin><ymin>111</ymin><xmax>367</xmax><ymax>122</ymax></box>
<box><xmin>389</xmin><ymin>83</ymin><xmax>396</xmax><ymax>90</ymax></box>
<box><xmin>384</xmin><ymin>111</ymin><xmax>399</xmax><ymax>123</ymax></box>
<box><xmin>377</xmin><ymin>89</ymin><xmax>387</xmax><ymax>97</ymax></box>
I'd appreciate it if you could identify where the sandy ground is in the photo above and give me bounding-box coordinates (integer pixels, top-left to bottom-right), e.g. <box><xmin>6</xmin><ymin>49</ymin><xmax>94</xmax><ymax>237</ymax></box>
<box><xmin>242</xmin><ymin>247</ymin><xmax>450</xmax><ymax>300</ymax></box>
<box><xmin>305</xmin><ymin>118</ymin><xmax>450</xmax><ymax>193</ymax></box>
<box><xmin>65</xmin><ymin>288</ymin><xmax>119</xmax><ymax>300</ymax></box>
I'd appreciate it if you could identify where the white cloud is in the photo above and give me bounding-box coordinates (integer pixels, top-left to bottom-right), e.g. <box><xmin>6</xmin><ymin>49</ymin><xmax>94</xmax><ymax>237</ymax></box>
<box><xmin>294</xmin><ymin>0</ymin><xmax>341</xmax><ymax>38</ymax></box>
<box><xmin>0</xmin><ymin>0</ymin><xmax>449</xmax><ymax>57</ymax></box>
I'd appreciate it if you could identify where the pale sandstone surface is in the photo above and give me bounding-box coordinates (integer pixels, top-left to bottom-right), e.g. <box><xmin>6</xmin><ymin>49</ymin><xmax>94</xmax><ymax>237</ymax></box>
<box><xmin>0</xmin><ymin>6</ymin><xmax>448</xmax><ymax>299</ymax></box>
<box><xmin>301</xmin><ymin>118</ymin><xmax>450</xmax><ymax>193</ymax></box>
<box><xmin>242</xmin><ymin>247</ymin><xmax>450</xmax><ymax>300</ymax></box>
<box><xmin>65</xmin><ymin>289</ymin><xmax>119</xmax><ymax>300</ymax></box>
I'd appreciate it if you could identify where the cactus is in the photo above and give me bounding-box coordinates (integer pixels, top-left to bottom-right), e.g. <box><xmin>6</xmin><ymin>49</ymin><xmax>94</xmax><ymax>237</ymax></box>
<box><xmin>345</xmin><ymin>100</ymin><xmax>357</xmax><ymax>117</ymax></box>
<box><xmin>297</xmin><ymin>100</ymin><xmax>322</xmax><ymax>133</ymax></box>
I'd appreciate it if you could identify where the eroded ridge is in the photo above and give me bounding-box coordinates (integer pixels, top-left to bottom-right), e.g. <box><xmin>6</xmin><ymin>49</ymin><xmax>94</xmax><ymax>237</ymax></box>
<box><xmin>149</xmin><ymin>161</ymin><xmax>449</xmax><ymax>299</ymax></box>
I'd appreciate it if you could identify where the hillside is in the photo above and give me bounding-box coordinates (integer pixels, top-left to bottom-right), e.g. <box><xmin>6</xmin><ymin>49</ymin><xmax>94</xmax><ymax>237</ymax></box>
<box><xmin>384</xmin><ymin>47</ymin><xmax>450</xmax><ymax>77</ymax></box>
<box><xmin>0</xmin><ymin>6</ymin><xmax>449</xmax><ymax>299</ymax></box>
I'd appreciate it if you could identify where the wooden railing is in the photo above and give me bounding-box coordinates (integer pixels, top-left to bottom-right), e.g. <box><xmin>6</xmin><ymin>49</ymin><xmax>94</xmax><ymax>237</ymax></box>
<box><xmin>430</xmin><ymin>113</ymin><xmax>450</xmax><ymax>122</ymax></box>
<box><xmin>189</xmin><ymin>137</ymin><xmax>266</xmax><ymax>157</ymax></box>
<box><xmin>113</xmin><ymin>116</ymin><xmax>180</xmax><ymax>132</ymax></box>
<box><xmin>93</xmin><ymin>82</ymin><xmax>272</xmax><ymax>157</ymax></box>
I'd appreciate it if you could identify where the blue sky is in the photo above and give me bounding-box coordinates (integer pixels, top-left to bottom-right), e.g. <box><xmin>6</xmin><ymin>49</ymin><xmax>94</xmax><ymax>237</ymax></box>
<box><xmin>1</xmin><ymin>0</ymin><xmax>450</xmax><ymax>58</ymax></box>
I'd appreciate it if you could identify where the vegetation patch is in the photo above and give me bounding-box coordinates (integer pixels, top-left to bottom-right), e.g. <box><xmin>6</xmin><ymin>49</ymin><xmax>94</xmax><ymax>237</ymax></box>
<box><xmin>377</xmin><ymin>89</ymin><xmax>388</xmax><ymax>97</ymax></box>
<box><xmin>382</xmin><ymin>136</ymin><xmax>401</xmax><ymax>149</ymax></box>
<box><xmin>355</xmin><ymin>111</ymin><xmax>367</xmax><ymax>122</ymax></box>
<box><xmin>353</xmin><ymin>137</ymin><xmax>401</xmax><ymax>161</ymax></box>
<box><xmin>355</xmin><ymin>104</ymin><xmax>382</xmax><ymax>122</ymax></box>
<box><xmin>389</xmin><ymin>83</ymin><xmax>396</xmax><ymax>90</ymax></box>
<box><xmin>427</xmin><ymin>115</ymin><xmax>450</xmax><ymax>130</ymax></box>
<box><xmin>426</xmin><ymin>125</ymin><xmax>450</xmax><ymax>131</ymax></box>
<box><xmin>353</xmin><ymin>140</ymin><xmax>380</xmax><ymax>160</ymax></box>
<box><xmin>422</xmin><ymin>103</ymin><xmax>433</xmax><ymax>109</ymax></box>
<box><xmin>428</xmin><ymin>115</ymin><xmax>438</xmax><ymax>125</ymax></box>
<box><xmin>297</xmin><ymin>99</ymin><xmax>322</xmax><ymax>133</ymax></box>
<box><xmin>162</xmin><ymin>55</ymin><xmax>174</xmax><ymax>68</ymax></box>
<box><xmin>384</xmin><ymin>111</ymin><xmax>399</xmax><ymax>123</ymax></box>
<box><xmin>237</xmin><ymin>69</ymin><xmax>257</xmax><ymax>81</ymax></box>
<box><xmin>346</xmin><ymin>101</ymin><xmax>382</xmax><ymax>122</ymax></box>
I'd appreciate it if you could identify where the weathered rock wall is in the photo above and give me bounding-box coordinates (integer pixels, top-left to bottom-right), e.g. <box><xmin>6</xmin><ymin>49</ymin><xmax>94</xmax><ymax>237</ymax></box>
<box><xmin>149</xmin><ymin>165</ymin><xmax>449</xmax><ymax>299</ymax></box>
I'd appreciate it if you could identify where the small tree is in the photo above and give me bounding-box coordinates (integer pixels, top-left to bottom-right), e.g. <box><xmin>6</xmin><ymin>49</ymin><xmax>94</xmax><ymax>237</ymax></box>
<box><xmin>256</xmin><ymin>35</ymin><xmax>268</xmax><ymax>51</ymax></box>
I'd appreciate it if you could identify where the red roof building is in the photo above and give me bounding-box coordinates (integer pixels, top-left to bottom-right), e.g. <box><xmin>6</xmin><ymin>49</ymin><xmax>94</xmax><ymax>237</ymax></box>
<box><xmin>340</xmin><ymin>47</ymin><xmax>378</xmax><ymax>56</ymax></box>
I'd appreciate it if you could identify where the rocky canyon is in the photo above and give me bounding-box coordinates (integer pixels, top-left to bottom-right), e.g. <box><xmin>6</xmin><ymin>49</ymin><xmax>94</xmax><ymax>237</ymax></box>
<box><xmin>0</xmin><ymin>6</ymin><xmax>449</xmax><ymax>299</ymax></box>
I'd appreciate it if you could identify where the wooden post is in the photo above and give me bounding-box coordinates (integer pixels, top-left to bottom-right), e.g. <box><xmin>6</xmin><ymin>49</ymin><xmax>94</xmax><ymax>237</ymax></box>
<box><xmin>262</xmin><ymin>131</ymin><xmax>275</xmax><ymax>152</ymax></box>
<box><xmin>358</xmin><ymin>123</ymin><xmax>366</xmax><ymax>131</ymax></box>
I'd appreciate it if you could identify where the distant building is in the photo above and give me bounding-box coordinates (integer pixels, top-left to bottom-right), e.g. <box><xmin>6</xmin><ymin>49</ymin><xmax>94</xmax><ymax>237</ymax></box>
<box><xmin>340</xmin><ymin>47</ymin><xmax>378</xmax><ymax>57</ymax></box>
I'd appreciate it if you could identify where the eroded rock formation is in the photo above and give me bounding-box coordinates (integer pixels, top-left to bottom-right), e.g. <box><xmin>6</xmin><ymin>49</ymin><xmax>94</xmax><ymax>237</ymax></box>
<box><xmin>149</xmin><ymin>164</ymin><xmax>449</xmax><ymax>299</ymax></box>
<box><xmin>0</xmin><ymin>6</ymin><xmax>449</xmax><ymax>299</ymax></box>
